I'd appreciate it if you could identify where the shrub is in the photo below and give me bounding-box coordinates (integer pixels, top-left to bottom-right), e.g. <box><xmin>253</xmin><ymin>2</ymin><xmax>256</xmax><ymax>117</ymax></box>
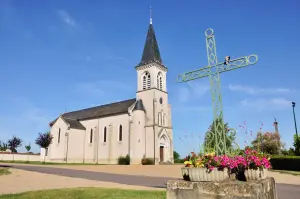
<box><xmin>117</xmin><ymin>155</ymin><xmax>130</xmax><ymax>165</ymax></box>
<box><xmin>141</xmin><ymin>158</ymin><xmax>154</xmax><ymax>165</ymax></box>
<box><xmin>174</xmin><ymin>159</ymin><xmax>184</xmax><ymax>163</ymax></box>
<box><xmin>270</xmin><ymin>156</ymin><xmax>300</xmax><ymax>171</ymax></box>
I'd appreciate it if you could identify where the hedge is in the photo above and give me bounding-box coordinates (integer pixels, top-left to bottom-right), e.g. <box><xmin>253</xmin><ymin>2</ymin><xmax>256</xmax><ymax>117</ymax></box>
<box><xmin>270</xmin><ymin>156</ymin><xmax>300</xmax><ymax>171</ymax></box>
<box><xmin>174</xmin><ymin>159</ymin><xmax>184</xmax><ymax>164</ymax></box>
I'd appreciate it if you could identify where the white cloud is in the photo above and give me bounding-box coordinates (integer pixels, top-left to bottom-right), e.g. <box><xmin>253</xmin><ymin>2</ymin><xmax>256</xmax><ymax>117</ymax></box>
<box><xmin>57</xmin><ymin>10</ymin><xmax>77</xmax><ymax>27</ymax></box>
<box><xmin>239</xmin><ymin>97</ymin><xmax>291</xmax><ymax>111</ymax></box>
<box><xmin>177</xmin><ymin>82</ymin><xmax>210</xmax><ymax>103</ymax></box>
<box><xmin>228</xmin><ymin>84</ymin><xmax>292</xmax><ymax>95</ymax></box>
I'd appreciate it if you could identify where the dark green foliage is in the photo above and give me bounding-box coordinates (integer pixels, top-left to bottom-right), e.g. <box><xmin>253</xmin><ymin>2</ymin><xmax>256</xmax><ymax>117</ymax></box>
<box><xmin>204</xmin><ymin>117</ymin><xmax>236</xmax><ymax>152</ymax></box>
<box><xmin>293</xmin><ymin>134</ymin><xmax>300</xmax><ymax>156</ymax></box>
<box><xmin>117</xmin><ymin>155</ymin><xmax>130</xmax><ymax>165</ymax></box>
<box><xmin>281</xmin><ymin>147</ymin><xmax>296</xmax><ymax>156</ymax></box>
<box><xmin>0</xmin><ymin>141</ymin><xmax>8</xmax><ymax>151</ymax></box>
<box><xmin>270</xmin><ymin>156</ymin><xmax>300</xmax><ymax>171</ymax></box>
<box><xmin>173</xmin><ymin>151</ymin><xmax>180</xmax><ymax>160</ymax></box>
<box><xmin>25</xmin><ymin>143</ymin><xmax>31</xmax><ymax>152</ymax></box>
<box><xmin>174</xmin><ymin>159</ymin><xmax>184</xmax><ymax>163</ymax></box>
<box><xmin>141</xmin><ymin>158</ymin><xmax>154</xmax><ymax>165</ymax></box>
<box><xmin>7</xmin><ymin>136</ymin><xmax>22</xmax><ymax>153</ymax></box>
<box><xmin>35</xmin><ymin>132</ymin><xmax>53</xmax><ymax>149</ymax></box>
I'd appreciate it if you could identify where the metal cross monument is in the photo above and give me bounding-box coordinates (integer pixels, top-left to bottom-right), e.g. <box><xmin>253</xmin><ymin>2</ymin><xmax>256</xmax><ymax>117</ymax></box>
<box><xmin>177</xmin><ymin>28</ymin><xmax>259</xmax><ymax>155</ymax></box>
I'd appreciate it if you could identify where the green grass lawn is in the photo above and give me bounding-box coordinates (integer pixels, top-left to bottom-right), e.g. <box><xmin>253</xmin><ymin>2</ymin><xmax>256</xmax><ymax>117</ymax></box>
<box><xmin>0</xmin><ymin>168</ymin><xmax>11</xmax><ymax>176</ymax></box>
<box><xmin>271</xmin><ymin>169</ymin><xmax>300</xmax><ymax>176</ymax></box>
<box><xmin>0</xmin><ymin>188</ymin><xmax>166</xmax><ymax>199</ymax></box>
<box><xmin>0</xmin><ymin>160</ymin><xmax>103</xmax><ymax>166</ymax></box>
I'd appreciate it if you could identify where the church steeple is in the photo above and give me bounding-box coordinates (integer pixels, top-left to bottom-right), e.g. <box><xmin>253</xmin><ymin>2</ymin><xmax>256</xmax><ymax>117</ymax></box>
<box><xmin>137</xmin><ymin>8</ymin><xmax>164</xmax><ymax>67</ymax></box>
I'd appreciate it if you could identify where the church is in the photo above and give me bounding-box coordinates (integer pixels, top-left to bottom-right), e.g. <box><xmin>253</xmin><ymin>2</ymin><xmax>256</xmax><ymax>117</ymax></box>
<box><xmin>46</xmin><ymin>18</ymin><xmax>174</xmax><ymax>165</ymax></box>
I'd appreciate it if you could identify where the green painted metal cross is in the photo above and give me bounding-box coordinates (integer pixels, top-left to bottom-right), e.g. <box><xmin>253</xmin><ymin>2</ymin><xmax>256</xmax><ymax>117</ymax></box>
<box><xmin>177</xmin><ymin>28</ymin><xmax>258</xmax><ymax>155</ymax></box>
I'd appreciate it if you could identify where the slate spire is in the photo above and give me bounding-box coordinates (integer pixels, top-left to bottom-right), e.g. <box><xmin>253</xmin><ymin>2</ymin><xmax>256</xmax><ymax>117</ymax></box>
<box><xmin>137</xmin><ymin>8</ymin><xmax>164</xmax><ymax>67</ymax></box>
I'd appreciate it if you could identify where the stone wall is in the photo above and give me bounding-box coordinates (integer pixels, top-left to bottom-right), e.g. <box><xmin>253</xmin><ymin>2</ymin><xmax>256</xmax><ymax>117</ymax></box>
<box><xmin>0</xmin><ymin>152</ymin><xmax>41</xmax><ymax>162</ymax></box>
<box><xmin>167</xmin><ymin>177</ymin><xmax>278</xmax><ymax>199</ymax></box>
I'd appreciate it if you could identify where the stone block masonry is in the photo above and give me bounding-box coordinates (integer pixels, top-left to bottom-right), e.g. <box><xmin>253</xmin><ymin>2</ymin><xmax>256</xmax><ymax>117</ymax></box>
<box><xmin>167</xmin><ymin>177</ymin><xmax>278</xmax><ymax>199</ymax></box>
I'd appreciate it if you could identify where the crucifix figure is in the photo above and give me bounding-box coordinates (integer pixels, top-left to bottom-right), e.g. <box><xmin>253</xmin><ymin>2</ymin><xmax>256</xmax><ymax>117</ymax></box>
<box><xmin>177</xmin><ymin>28</ymin><xmax>259</xmax><ymax>155</ymax></box>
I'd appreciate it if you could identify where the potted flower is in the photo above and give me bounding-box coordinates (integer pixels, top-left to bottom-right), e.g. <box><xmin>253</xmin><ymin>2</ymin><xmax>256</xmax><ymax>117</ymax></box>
<box><xmin>243</xmin><ymin>148</ymin><xmax>271</xmax><ymax>180</ymax></box>
<box><xmin>182</xmin><ymin>152</ymin><xmax>231</xmax><ymax>182</ymax></box>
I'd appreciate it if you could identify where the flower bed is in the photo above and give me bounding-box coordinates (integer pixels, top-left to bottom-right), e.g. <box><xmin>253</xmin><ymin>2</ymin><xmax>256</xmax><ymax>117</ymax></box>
<box><xmin>183</xmin><ymin>148</ymin><xmax>271</xmax><ymax>182</ymax></box>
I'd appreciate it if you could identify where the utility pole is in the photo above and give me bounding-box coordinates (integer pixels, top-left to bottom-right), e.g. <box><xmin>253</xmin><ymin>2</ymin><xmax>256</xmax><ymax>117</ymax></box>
<box><xmin>292</xmin><ymin>102</ymin><xmax>298</xmax><ymax>136</ymax></box>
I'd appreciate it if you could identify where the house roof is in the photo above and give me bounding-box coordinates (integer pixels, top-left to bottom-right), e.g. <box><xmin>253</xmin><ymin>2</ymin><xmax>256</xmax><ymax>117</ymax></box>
<box><xmin>50</xmin><ymin>98</ymin><xmax>136</xmax><ymax>127</ymax></box>
<box><xmin>136</xmin><ymin>23</ymin><xmax>164</xmax><ymax>67</ymax></box>
<box><xmin>62</xmin><ymin>117</ymin><xmax>86</xmax><ymax>130</ymax></box>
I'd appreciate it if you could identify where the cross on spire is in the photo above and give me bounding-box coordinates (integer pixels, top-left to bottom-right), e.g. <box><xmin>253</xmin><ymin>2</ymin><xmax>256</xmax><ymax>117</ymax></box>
<box><xmin>150</xmin><ymin>6</ymin><xmax>152</xmax><ymax>24</ymax></box>
<box><xmin>136</xmin><ymin>7</ymin><xmax>165</xmax><ymax>68</ymax></box>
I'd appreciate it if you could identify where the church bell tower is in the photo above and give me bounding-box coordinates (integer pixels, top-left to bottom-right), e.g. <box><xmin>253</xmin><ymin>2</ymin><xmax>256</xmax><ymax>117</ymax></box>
<box><xmin>134</xmin><ymin>8</ymin><xmax>173</xmax><ymax>164</ymax></box>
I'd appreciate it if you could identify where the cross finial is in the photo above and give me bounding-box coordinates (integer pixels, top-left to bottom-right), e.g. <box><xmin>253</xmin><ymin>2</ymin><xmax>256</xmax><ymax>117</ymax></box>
<box><xmin>150</xmin><ymin>6</ymin><xmax>152</xmax><ymax>24</ymax></box>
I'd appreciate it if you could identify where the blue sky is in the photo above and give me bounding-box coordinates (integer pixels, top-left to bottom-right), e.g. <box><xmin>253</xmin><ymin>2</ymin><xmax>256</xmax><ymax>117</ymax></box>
<box><xmin>0</xmin><ymin>0</ymin><xmax>299</xmax><ymax>157</ymax></box>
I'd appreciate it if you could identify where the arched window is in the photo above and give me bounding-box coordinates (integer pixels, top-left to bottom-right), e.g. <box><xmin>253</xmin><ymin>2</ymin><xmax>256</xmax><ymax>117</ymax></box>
<box><xmin>58</xmin><ymin>128</ymin><xmax>61</xmax><ymax>143</ymax></box>
<box><xmin>143</xmin><ymin>72</ymin><xmax>151</xmax><ymax>89</ymax></box>
<box><xmin>143</xmin><ymin>76</ymin><xmax>146</xmax><ymax>90</ymax></box>
<box><xmin>157</xmin><ymin>72</ymin><xmax>163</xmax><ymax>90</ymax></box>
<box><xmin>90</xmin><ymin>129</ymin><xmax>93</xmax><ymax>143</ymax></box>
<box><xmin>119</xmin><ymin>125</ymin><xmax>122</xmax><ymax>141</ymax></box>
<box><xmin>103</xmin><ymin>127</ymin><xmax>107</xmax><ymax>142</ymax></box>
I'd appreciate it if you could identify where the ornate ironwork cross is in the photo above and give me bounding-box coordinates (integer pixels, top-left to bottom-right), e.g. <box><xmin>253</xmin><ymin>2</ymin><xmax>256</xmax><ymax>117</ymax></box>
<box><xmin>177</xmin><ymin>28</ymin><xmax>259</xmax><ymax>155</ymax></box>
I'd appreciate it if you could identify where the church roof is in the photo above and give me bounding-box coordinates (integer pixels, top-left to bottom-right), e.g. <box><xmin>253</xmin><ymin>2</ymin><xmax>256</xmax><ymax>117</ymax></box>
<box><xmin>61</xmin><ymin>117</ymin><xmax>86</xmax><ymax>130</ymax></box>
<box><xmin>133</xmin><ymin>99</ymin><xmax>145</xmax><ymax>111</ymax></box>
<box><xmin>136</xmin><ymin>23</ymin><xmax>164</xmax><ymax>67</ymax></box>
<box><xmin>50</xmin><ymin>98</ymin><xmax>136</xmax><ymax>127</ymax></box>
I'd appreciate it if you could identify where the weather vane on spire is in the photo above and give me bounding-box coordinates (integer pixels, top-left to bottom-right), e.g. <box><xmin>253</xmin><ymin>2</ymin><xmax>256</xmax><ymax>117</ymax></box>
<box><xmin>150</xmin><ymin>6</ymin><xmax>152</xmax><ymax>24</ymax></box>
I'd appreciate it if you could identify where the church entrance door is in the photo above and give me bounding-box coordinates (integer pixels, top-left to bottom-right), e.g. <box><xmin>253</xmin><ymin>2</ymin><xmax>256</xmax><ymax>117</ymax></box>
<box><xmin>160</xmin><ymin>146</ymin><xmax>164</xmax><ymax>162</ymax></box>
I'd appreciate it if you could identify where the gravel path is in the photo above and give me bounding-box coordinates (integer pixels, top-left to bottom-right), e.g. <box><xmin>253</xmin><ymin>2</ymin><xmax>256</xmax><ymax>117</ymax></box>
<box><xmin>1</xmin><ymin>164</ymin><xmax>300</xmax><ymax>199</ymax></box>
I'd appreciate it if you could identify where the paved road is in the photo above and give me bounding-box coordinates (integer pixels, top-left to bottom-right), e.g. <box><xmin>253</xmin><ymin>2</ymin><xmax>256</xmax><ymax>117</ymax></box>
<box><xmin>2</xmin><ymin>164</ymin><xmax>300</xmax><ymax>199</ymax></box>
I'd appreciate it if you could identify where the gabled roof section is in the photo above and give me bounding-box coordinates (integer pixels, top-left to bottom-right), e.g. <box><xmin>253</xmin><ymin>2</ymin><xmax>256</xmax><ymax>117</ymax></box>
<box><xmin>62</xmin><ymin>117</ymin><xmax>86</xmax><ymax>130</ymax></box>
<box><xmin>50</xmin><ymin>98</ymin><xmax>136</xmax><ymax>127</ymax></box>
<box><xmin>133</xmin><ymin>99</ymin><xmax>145</xmax><ymax>111</ymax></box>
<box><xmin>137</xmin><ymin>23</ymin><xmax>164</xmax><ymax>67</ymax></box>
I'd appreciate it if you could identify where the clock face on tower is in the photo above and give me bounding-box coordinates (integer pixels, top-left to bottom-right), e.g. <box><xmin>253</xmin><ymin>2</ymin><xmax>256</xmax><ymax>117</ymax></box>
<box><xmin>159</xmin><ymin>97</ymin><xmax>163</xmax><ymax>104</ymax></box>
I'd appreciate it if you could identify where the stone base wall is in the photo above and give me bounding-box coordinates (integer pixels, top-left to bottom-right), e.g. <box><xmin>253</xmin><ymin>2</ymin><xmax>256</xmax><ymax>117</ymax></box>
<box><xmin>167</xmin><ymin>177</ymin><xmax>278</xmax><ymax>199</ymax></box>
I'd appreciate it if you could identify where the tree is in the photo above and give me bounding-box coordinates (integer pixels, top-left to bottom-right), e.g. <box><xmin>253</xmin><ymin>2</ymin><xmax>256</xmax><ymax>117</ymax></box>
<box><xmin>293</xmin><ymin>134</ymin><xmax>300</xmax><ymax>156</ymax></box>
<box><xmin>25</xmin><ymin>143</ymin><xmax>31</xmax><ymax>153</ymax></box>
<box><xmin>204</xmin><ymin>117</ymin><xmax>236</xmax><ymax>153</ymax></box>
<box><xmin>251</xmin><ymin>131</ymin><xmax>283</xmax><ymax>155</ymax></box>
<box><xmin>7</xmin><ymin>136</ymin><xmax>22</xmax><ymax>153</ymax></box>
<box><xmin>24</xmin><ymin>143</ymin><xmax>32</xmax><ymax>162</ymax></box>
<box><xmin>173</xmin><ymin>151</ymin><xmax>180</xmax><ymax>160</ymax></box>
<box><xmin>0</xmin><ymin>141</ymin><xmax>8</xmax><ymax>151</ymax></box>
<box><xmin>35</xmin><ymin>132</ymin><xmax>53</xmax><ymax>163</ymax></box>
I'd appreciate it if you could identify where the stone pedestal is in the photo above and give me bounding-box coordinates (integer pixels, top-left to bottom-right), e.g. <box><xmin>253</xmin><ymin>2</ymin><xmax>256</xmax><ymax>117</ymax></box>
<box><xmin>167</xmin><ymin>177</ymin><xmax>278</xmax><ymax>199</ymax></box>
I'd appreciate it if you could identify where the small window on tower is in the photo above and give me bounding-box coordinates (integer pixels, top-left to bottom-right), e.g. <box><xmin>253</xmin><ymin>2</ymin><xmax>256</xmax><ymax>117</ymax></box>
<box><xmin>157</xmin><ymin>72</ymin><xmax>163</xmax><ymax>90</ymax></box>
<box><xmin>143</xmin><ymin>76</ymin><xmax>146</xmax><ymax>90</ymax></box>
